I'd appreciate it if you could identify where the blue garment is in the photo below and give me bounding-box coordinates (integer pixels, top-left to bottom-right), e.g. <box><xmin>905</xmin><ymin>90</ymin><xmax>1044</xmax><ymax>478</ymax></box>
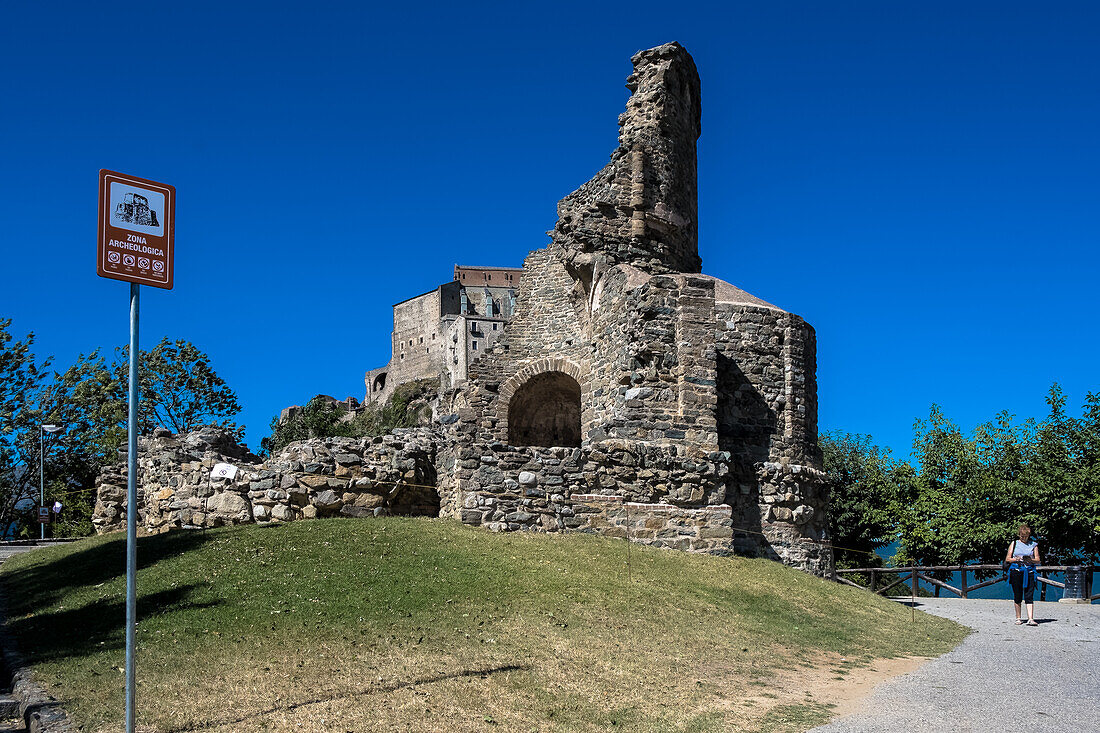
<box><xmin>1010</xmin><ymin>562</ymin><xmax>1036</xmax><ymax>588</ymax></box>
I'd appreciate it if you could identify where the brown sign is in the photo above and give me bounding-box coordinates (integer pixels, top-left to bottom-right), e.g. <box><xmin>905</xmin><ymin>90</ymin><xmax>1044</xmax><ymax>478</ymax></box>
<box><xmin>36</xmin><ymin>507</ymin><xmax>50</xmax><ymax>524</ymax></box>
<box><xmin>97</xmin><ymin>169</ymin><xmax>175</xmax><ymax>289</ymax></box>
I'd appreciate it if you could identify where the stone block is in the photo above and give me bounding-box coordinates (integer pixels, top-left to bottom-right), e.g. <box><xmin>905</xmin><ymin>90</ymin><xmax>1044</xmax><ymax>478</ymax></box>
<box><xmin>313</xmin><ymin>490</ymin><xmax>342</xmax><ymax>509</ymax></box>
<box><xmin>206</xmin><ymin>492</ymin><xmax>250</xmax><ymax>522</ymax></box>
<box><xmin>353</xmin><ymin>493</ymin><xmax>386</xmax><ymax>509</ymax></box>
<box><xmin>270</xmin><ymin>504</ymin><xmax>294</xmax><ymax>521</ymax></box>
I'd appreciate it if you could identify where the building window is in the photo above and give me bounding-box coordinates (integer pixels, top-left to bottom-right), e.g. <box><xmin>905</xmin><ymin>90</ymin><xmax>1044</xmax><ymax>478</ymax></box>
<box><xmin>472</xmin><ymin>341</ymin><xmax>478</xmax><ymax>350</ymax></box>
<box><xmin>493</xmin><ymin>323</ymin><xmax>498</xmax><ymax>331</ymax></box>
<box><xmin>419</xmin><ymin>336</ymin><xmax>423</xmax><ymax>344</ymax></box>
<box><xmin>400</xmin><ymin>353</ymin><xmax>405</xmax><ymax>360</ymax></box>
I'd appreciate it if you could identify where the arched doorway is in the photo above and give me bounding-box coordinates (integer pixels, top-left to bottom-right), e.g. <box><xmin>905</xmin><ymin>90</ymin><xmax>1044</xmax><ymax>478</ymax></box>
<box><xmin>507</xmin><ymin>371</ymin><xmax>582</xmax><ymax>447</ymax></box>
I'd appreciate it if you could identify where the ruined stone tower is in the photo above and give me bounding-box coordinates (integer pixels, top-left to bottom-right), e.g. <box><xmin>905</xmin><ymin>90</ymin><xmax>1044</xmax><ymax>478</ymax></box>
<box><xmin>94</xmin><ymin>42</ymin><xmax>832</xmax><ymax>576</ymax></box>
<box><xmin>436</xmin><ymin>42</ymin><xmax>832</xmax><ymax>574</ymax></box>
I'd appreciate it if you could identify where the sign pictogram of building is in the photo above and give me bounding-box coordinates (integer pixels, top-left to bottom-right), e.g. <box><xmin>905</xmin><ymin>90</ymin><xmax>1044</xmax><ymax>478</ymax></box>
<box><xmin>97</xmin><ymin>170</ymin><xmax>175</xmax><ymax>289</ymax></box>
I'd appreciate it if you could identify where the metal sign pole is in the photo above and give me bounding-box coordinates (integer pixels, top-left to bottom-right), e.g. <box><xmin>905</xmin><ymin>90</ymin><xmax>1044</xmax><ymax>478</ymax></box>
<box><xmin>39</xmin><ymin>430</ymin><xmax>45</xmax><ymax>540</ymax></box>
<box><xmin>125</xmin><ymin>282</ymin><xmax>139</xmax><ymax>733</ymax></box>
<box><xmin>98</xmin><ymin>168</ymin><xmax>173</xmax><ymax>733</ymax></box>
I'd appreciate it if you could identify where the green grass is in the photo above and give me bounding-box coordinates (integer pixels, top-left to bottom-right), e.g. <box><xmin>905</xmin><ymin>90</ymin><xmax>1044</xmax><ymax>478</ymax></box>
<box><xmin>0</xmin><ymin>518</ymin><xmax>969</xmax><ymax>732</ymax></box>
<box><xmin>754</xmin><ymin>702</ymin><xmax>837</xmax><ymax>732</ymax></box>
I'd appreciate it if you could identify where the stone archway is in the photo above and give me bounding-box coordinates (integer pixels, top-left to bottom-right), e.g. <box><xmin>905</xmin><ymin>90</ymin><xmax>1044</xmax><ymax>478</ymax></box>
<box><xmin>506</xmin><ymin>371</ymin><xmax>582</xmax><ymax>447</ymax></box>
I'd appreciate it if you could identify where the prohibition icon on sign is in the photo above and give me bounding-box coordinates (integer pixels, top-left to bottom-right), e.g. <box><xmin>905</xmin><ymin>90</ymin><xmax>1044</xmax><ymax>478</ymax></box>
<box><xmin>123</xmin><ymin>254</ymin><xmax>136</xmax><ymax>266</ymax></box>
<box><xmin>108</xmin><ymin>252</ymin><xmax>121</xmax><ymax>263</ymax></box>
<box><xmin>152</xmin><ymin>261</ymin><xmax>164</xmax><ymax>272</ymax></box>
<box><xmin>138</xmin><ymin>257</ymin><xmax>150</xmax><ymax>269</ymax></box>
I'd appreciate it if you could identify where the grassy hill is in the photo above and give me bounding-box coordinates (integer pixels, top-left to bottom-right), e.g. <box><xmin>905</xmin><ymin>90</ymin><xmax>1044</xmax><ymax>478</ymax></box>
<box><xmin>0</xmin><ymin>519</ymin><xmax>967</xmax><ymax>732</ymax></box>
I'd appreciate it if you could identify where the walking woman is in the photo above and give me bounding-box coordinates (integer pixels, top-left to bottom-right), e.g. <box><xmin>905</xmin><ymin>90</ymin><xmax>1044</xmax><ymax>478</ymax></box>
<box><xmin>1005</xmin><ymin>523</ymin><xmax>1041</xmax><ymax>626</ymax></box>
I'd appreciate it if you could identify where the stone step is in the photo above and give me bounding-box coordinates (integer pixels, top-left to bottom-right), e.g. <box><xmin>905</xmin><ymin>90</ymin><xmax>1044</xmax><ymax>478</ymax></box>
<box><xmin>0</xmin><ymin>696</ymin><xmax>17</xmax><ymax>718</ymax></box>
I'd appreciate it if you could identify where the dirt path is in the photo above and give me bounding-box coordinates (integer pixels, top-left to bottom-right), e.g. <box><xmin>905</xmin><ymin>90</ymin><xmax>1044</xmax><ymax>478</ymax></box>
<box><xmin>811</xmin><ymin>598</ymin><xmax>1099</xmax><ymax>732</ymax></box>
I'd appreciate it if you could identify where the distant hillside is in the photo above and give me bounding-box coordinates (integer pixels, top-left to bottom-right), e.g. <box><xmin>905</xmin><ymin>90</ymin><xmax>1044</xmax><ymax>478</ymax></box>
<box><xmin>0</xmin><ymin>519</ymin><xmax>967</xmax><ymax>732</ymax></box>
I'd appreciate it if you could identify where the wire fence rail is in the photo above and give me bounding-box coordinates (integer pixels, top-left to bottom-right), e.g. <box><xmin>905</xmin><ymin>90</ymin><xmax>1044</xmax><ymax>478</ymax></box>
<box><xmin>834</xmin><ymin>564</ymin><xmax>1099</xmax><ymax>602</ymax></box>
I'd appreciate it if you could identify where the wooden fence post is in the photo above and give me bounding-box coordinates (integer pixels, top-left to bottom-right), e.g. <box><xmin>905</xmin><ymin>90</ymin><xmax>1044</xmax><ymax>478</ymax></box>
<box><xmin>870</xmin><ymin>569</ymin><xmax>877</xmax><ymax>594</ymax></box>
<box><xmin>960</xmin><ymin>565</ymin><xmax>968</xmax><ymax>599</ymax></box>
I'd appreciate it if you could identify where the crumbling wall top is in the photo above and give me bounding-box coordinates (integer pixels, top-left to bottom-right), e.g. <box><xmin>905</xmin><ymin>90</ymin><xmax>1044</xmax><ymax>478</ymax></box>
<box><xmin>619</xmin><ymin>42</ymin><xmax>702</xmax><ymax>156</ymax></box>
<box><xmin>551</xmin><ymin>42</ymin><xmax>703</xmax><ymax>296</ymax></box>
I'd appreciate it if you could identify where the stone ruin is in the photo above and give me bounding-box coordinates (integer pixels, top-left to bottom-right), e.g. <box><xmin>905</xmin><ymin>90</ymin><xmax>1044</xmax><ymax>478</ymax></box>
<box><xmin>94</xmin><ymin>42</ymin><xmax>832</xmax><ymax>575</ymax></box>
<box><xmin>93</xmin><ymin>427</ymin><xmax>439</xmax><ymax>533</ymax></box>
<box><xmin>114</xmin><ymin>192</ymin><xmax>159</xmax><ymax>227</ymax></box>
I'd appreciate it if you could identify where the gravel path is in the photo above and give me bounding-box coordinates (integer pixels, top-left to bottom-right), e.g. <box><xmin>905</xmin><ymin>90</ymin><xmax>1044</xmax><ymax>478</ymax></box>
<box><xmin>812</xmin><ymin>598</ymin><xmax>1099</xmax><ymax>732</ymax></box>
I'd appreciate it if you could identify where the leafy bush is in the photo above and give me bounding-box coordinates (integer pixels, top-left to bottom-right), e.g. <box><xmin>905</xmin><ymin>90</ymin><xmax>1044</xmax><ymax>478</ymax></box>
<box><xmin>260</xmin><ymin>379</ymin><xmax>438</xmax><ymax>456</ymax></box>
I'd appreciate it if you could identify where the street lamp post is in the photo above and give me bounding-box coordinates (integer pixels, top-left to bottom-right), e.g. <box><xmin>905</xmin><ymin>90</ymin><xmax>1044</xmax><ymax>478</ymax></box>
<box><xmin>39</xmin><ymin>424</ymin><xmax>63</xmax><ymax>540</ymax></box>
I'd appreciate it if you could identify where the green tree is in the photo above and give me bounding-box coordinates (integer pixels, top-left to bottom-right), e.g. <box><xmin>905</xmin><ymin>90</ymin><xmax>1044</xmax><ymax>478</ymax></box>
<box><xmin>0</xmin><ymin>319</ymin><xmax>52</xmax><ymax>535</ymax></box>
<box><xmin>895</xmin><ymin>406</ymin><xmax>1015</xmax><ymax>569</ymax></box>
<box><xmin>45</xmin><ymin>339</ymin><xmax>244</xmax><ymax>536</ymax></box>
<box><xmin>128</xmin><ymin>338</ymin><xmax>242</xmax><ymax>438</ymax></box>
<box><xmin>895</xmin><ymin>392</ymin><xmax>1099</xmax><ymax>569</ymax></box>
<box><xmin>1</xmin><ymin>325</ymin><xmax>243</xmax><ymax>538</ymax></box>
<box><xmin>826</xmin><ymin>387</ymin><xmax>1099</xmax><ymax>574</ymax></box>
<box><xmin>1012</xmin><ymin>386</ymin><xmax>1100</xmax><ymax>563</ymax></box>
<box><xmin>820</xmin><ymin>431</ymin><xmax>901</xmax><ymax>569</ymax></box>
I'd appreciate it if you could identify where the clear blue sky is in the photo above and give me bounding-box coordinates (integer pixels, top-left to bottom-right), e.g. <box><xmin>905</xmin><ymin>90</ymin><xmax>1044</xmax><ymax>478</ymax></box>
<box><xmin>2</xmin><ymin>1</ymin><xmax>1098</xmax><ymax>457</ymax></box>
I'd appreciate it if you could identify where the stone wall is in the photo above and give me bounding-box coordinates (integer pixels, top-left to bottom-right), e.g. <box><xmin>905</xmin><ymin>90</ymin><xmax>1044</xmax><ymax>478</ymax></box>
<box><xmin>93</xmin><ymin>427</ymin><xmax>439</xmax><ymax>535</ymax></box>
<box><xmin>571</xmin><ymin>496</ymin><xmax>735</xmax><ymax>554</ymax></box>
<box><xmin>711</xmin><ymin>300</ymin><xmax>828</xmax><ymax>561</ymax></box>
<box><xmin>589</xmin><ymin>264</ymin><xmax>718</xmax><ymax>448</ymax></box>
<box><xmin>94</xmin><ymin>422</ymin><xmax>830</xmax><ymax>574</ymax></box>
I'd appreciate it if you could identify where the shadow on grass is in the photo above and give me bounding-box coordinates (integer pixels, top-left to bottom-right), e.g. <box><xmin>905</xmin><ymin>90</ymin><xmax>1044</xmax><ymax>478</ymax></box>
<box><xmin>4</xmin><ymin>583</ymin><xmax>220</xmax><ymax>666</ymax></box>
<box><xmin>163</xmin><ymin>663</ymin><xmax>530</xmax><ymax>732</ymax></box>
<box><xmin>0</xmin><ymin>530</ymin><xmax>216</xmax><ymax>619</ymax></box>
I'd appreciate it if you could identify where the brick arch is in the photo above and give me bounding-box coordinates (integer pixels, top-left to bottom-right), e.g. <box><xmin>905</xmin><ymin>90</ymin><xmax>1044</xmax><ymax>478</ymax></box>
<box><xmin>497</xmin><ymin>357</ymin><xmax>587</xmax><ymax>446</ymax></box>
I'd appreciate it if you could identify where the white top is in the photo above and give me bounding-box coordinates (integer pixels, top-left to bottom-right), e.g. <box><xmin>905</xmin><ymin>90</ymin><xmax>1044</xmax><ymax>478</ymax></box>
<box><xmin>1012</xmin><ymin>539</ymin><xmax>1038</xmax><ymax>557</ymax></box>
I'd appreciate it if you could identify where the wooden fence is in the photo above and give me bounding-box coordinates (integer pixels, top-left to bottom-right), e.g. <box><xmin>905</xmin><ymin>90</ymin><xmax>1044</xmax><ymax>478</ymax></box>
<box><xmin>834</xmin><ymin>564</ymin><xmax>1099</xmax><ymax>602</ymax></box>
